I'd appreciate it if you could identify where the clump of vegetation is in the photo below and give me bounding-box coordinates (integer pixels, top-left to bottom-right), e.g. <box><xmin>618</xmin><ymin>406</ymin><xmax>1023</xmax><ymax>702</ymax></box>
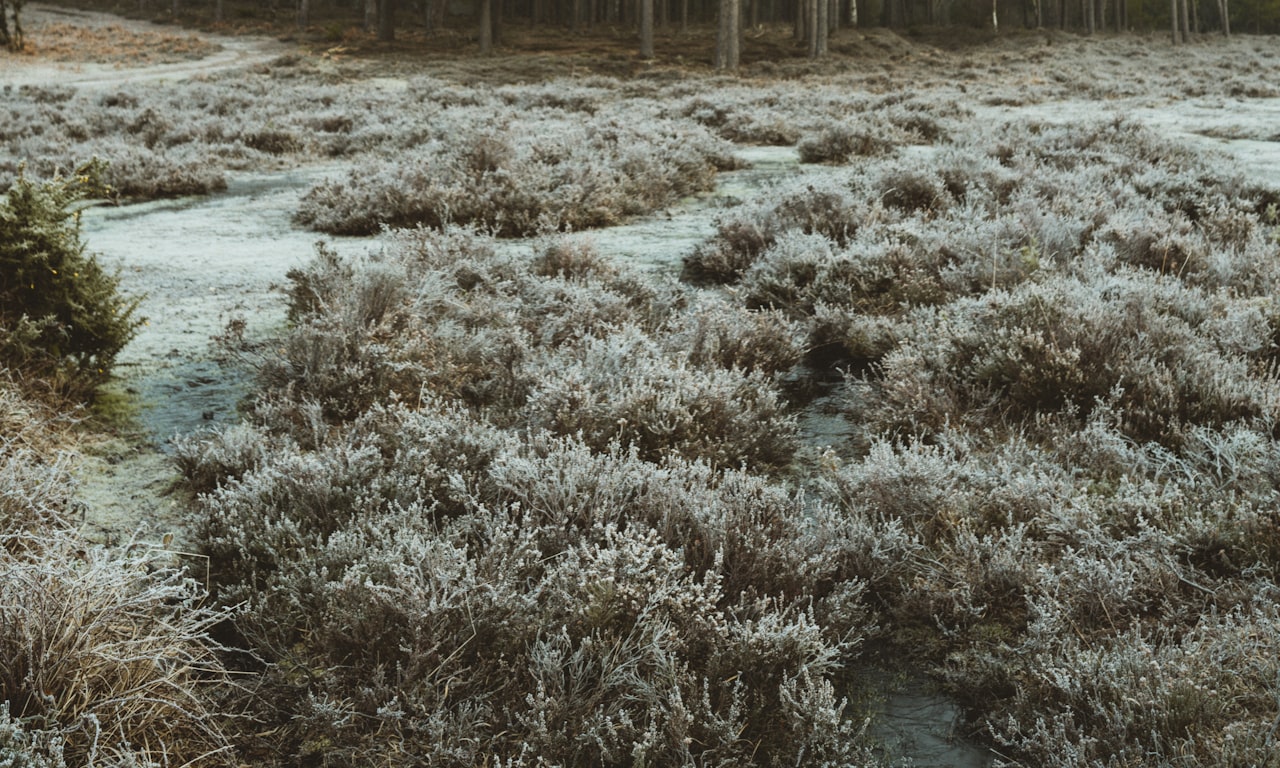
<box><xmin>797</xmin><ymin>121</ymin><xmax>894</xmax><ymax>164</ymax></box>
<box><xmin>0</xmin><ymin>166</ymin><xmax>141</xmax><ymax>400</ymax></box>
<box><xmin>0</xmin><ymin>378</ymin><xmax>235</xmax><ymax>768</ymax></box>
<box><xmin>173</xmin><ymin>228</ymin><xmax>869</xmax><ymax>763</ymax></box>
<box><xmin>294</xmin><ymin>113</ymin><xmax>738</xmax><ymax>236</ymax></box>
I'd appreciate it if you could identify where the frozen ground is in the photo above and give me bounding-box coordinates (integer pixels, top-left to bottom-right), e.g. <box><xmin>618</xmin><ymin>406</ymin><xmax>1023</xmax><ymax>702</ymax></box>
<box><xmin>5</xmin><ymin>9</ymin><xmax>1280</xmax><ymax>764</ymax></box>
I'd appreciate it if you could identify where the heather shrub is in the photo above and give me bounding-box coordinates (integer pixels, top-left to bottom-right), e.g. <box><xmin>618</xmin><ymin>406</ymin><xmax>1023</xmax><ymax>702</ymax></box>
<box><xmin>183</xmin><ymin>400</ymin><xmax>876</xmax><ymax>764</ymax></box>
<box><xmin>525</xmin><ymin>325</ymin><xmax>798</xmax><ymax>469</ymax></box>
<box><xmin>0</xmin><ymin>168</ymin><xmax>141</xmax><ymax>399</ymax></box>
<box><xmin>295</xmin><ymin>113</ymin><xmax>736</xmax><ymax>237</ymax></box>
<box><xmin>797</xmin><ymin>121</ymin><xmax>894</xmax><ymax>164</ymax></box>
<box><xmin>971</xmin><ymin>603</ymin><xmax>1280</xmax><ymax>766</ymax></box>
<box><xmin>682</xmin><ymin>178</ymin><xmax>861</xmax><ymax>285</ymax></box>
<box><xmin>667</xmin><ymin>296</ymin><xmax>807</xmax><ymax>375</ymax></box>
<box><xmin>862</xmin><ymin>272</ymin><xmax>1280</xmax><ymax>444</ymax></box>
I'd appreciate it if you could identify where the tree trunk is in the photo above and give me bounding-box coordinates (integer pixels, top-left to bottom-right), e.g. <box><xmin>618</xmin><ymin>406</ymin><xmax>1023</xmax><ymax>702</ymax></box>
<box><xmin>850</xmin><ymin>0</ymin><xmax>857</xmax><ymax>26</ymax></box>
<box><xmin>680</xmin><ymin>0</ymin><xmax>687</xmax><ymax>32</ymax></box>
<box><xmin>1219</xmin><ymin>0</ymin><xmax>1230</xmax><ymax>34</ymax></box>
<box><xmin>0</xmin><ymin>0</ymin><xmax>10</xmax><ymax>51</ymax></box>
<box><xmin>1190</xmin><ymin>0</ymin><xmax>1198</xmax><ymax>31</ymax></box>
<box><xmin>992</xmin><ymin>0</ymin><xmax>999</xmax><ymax>30</ymax></box>
<box><xmin>298</xmin><ymin>0</ymin><xmax>309</xmax><ymax>28</ymax></box>
<box><xmin>479</xmin><ymin>0</ymin><xmax>492</xmax><ymax>52</ymax></box>
<box><xmin>365</xmin><ymin>0</ymin><xmax>377</xmax><ymax>32</ymax></box>
<box><xmin>493</xmin><ymin>0</ymin><xmax>503</xmax><ymax>45</ymax></box>
<box><xmin>795</xmin><ymin>0</ymin><xmax>806</xmax><ymax>39</ymax></box>
<box><xmin>1171</xmin><ymin>0</ymin><xmax>1179</xmax><ymax>40</ymax></box>
<box><xmin>1179</xmin><ymin>0</ymin><xmax>1189</xmax><ymax>38</ymax></box>
<box><xmin>715</xmin><ymin>0</ymin><xmax>740</xmax><ymax>69</ymax></box>
<box><xmin>807</xmin><ymin>0</ymin><xmax>826</xmax><ymax>56</ymax></box>
<box><xmin>377</xmin><ymin>0</ymin><xmax>395</xmax><ymax>40</ymax></box>
<box><xmin>806</xmin><ymin>0</ymin><xmax>816</xmax><ymax>54</ymax></box>
<box><xmin>9</xmin><ymin>0</ymin><xmax>21</xmax><ymax>49</ymax></box>
<box><xmin>640</xmin><ymin>0</ymin><xmax>654</xmax><ymax>56</ymax></box>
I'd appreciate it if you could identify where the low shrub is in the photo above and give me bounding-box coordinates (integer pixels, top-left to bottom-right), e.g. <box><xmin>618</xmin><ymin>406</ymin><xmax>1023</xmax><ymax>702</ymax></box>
<box><xmin>525</xmin><ymin>325</ymin><xmax>798</xmax><ymax>469</ymax></box>
<box><xmin>183</xmin><ymin>403</ymin><xmax>875</xmax><ymax>765</ymax></box>
<box><xmin>797</xmin><ymin>122</ymin><xmax>893</xmax><ymax>164</ymax></box>
<box><xmin>0</xmin><ymin>167</ymin><xmax>141</xmax><ymax>399</ymax></box>
<box><xmin>295</xmin><ymin>114</ymin><xmax>737</xmax><ymax>237</ymax></box>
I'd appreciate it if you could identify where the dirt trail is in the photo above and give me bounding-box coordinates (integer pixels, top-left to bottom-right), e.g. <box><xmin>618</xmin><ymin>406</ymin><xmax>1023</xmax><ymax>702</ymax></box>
<box><xmin>1</xmin><ymin>3</ymin><xmax>292</xmax><ymax>89</ymax></box>
<box><xmin>2</xmin><ymin>6</ymin><xmax>305</xmax><ymax>544</ymax></box>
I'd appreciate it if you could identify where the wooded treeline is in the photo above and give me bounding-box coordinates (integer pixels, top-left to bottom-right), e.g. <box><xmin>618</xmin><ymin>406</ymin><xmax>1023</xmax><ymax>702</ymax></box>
<box><xmin>7</xmin><ymin>0</ymin><xmax>1276</xmax><ymax>58</ymax></box>
<box><xmin>301</xmin><ymin>0</ymin><xmax>1258</xmax><ymax>65</ymax></box>
<box><xmin>288</xmin><ymin>0</ymin><xmax>1251</xmax><ymax>41</ymax></box>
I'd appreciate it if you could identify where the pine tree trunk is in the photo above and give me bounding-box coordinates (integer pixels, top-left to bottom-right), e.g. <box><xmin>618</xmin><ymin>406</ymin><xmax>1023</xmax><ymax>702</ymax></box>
<box><xmin>377</xmin><ymin>0</ymin><xmax>395</xmax><ymax>40</ymax></box>
<box><xmin>818</xmin><ymin>0</ymin><xmax>829</xmax><ymax>52</ymax></box>
<box><xmin>298</xmin><ymin>0</ymin><xmax>309</xmax><ymax>28</ymax></box>
<box><xmin>479</xmin><ymin>0</ymin><xmax>492</xmax><ymax>52</ymax></box>
<box><xmin>640</xmin><ymin>0</ymin><xmax>654</xmax><ymax>56</ymax></box>
<box><xmin>365</xmin><ymin>0</ymin><xmax>377</xmax><ymax>32</ymax></box>
<box><xmin>715</xmin><ymin>0</ymin><xmax>739</xmax><ymax>68</ymax></box>
<box><xmin>1171</xmin><ymin>0</ymin><xmax>1179</xmax><ymax>41</ymax></box>
<box><xmin>0</xmin><ymin>0</ymin><xmax>10</xmax><ymax>51</ymax></box>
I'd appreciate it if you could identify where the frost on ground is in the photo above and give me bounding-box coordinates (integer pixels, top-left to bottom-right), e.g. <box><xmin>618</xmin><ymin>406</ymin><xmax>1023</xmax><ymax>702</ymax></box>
<box><xmin>6</xmin><ymin>7</ymin><xmax>1280</xmax><ymax>767</ymax></box>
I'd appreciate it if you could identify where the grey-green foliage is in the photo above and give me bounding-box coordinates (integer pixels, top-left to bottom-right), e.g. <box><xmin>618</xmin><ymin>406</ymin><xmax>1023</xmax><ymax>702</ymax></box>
<box><xmin>295</xmin><ymin>112</ymin><xmax>737</xmax><ymax>237</ymax></box>
<box><xmin>180</xmin><ymin>402</ymin><xmax>874</xmax><ymax>765</ymax></box>
<box><xmin>175</xmin><ymin>229</ymin><xmax>867</xmax><ymax>764</ymax></box>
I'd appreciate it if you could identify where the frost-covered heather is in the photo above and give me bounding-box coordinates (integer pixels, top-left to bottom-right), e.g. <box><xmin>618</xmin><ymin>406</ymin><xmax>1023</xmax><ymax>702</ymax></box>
<box><xmin>678</xmin><ymin>107</ymin><xmax>1280</xmax><ymax>764</ymax></box>
<box><xmin>0</xmin><ymin>380</ymin><xmax>234</xmax><ymax>768</ymax></box>
<box><xmin>167</xmin><ymin>226</ymin><xmax>887</xmax><ymax>763</ymax></box>
<box><xmin>179</xmin><ymin>403</ymin><xmax>874</xmax><ymax>764</ymax></box>
<box><xmin>260</xmin><ymin>228</ymin><xmax>798</xmax><ymax>465</ymax></box>
<box><xmin>294</xmin><ymin>110</ymin><xmax>738</xmax><ymax>236</ymax></box>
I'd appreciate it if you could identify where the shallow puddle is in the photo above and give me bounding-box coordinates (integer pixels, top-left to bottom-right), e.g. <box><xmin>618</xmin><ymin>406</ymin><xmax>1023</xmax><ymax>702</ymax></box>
<box><xmin>866</xmin><ymin>671</ymin><xmax>996</xmax><ymax>767</ymax></box>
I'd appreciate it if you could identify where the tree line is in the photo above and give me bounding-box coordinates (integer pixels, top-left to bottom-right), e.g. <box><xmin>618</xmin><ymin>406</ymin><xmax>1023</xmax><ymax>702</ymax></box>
<box><xmin>3</xmin><ymin>0</ymin><xmax>1276</xmax><ymax>58</ymax></box>
<box><xmin>298</xmin><ymin>0</ymin><xmax>1260</xmax><ymax>64</ymax></box>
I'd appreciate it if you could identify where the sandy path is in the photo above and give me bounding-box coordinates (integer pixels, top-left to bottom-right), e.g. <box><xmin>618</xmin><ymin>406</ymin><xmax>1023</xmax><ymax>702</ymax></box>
<box><xmin>1</xmin><ymin>3</ymin><xmax>292</xmax><ymax>89</ymax></box>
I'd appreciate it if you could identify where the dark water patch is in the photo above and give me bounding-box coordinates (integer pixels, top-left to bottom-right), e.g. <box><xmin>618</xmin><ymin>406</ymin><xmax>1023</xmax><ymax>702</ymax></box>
<box><xmin>864</xmin><ymin>670</ymin><xmax>996</xmax><ymax>768</ymax></box>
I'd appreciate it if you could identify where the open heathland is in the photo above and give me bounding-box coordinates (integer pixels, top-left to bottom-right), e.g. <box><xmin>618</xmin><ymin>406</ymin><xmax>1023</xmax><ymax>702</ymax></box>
<box><xmin>5</xmin><ymin>4</ymin><xmax>1280</xmax><ymax>766</ymax></box>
